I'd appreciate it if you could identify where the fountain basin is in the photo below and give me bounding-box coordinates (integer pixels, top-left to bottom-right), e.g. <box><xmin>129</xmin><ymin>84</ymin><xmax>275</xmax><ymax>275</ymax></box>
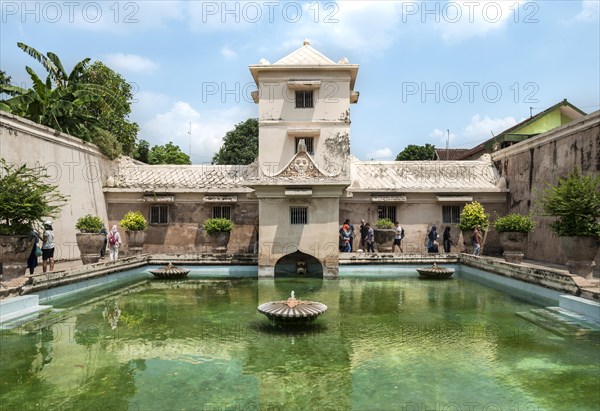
<box><xmin>149</xmin><ymin>263</ymin><xmax>190</xmax><ymax>279</ymax></box>
<box><xmin>416</xmin><ymin>263</ymin><xmax>455</xmax><ymax>279</ymax></box>
<box><xmin>258</xmin><ymin>291</ymin><xmax>327</xmax><ymax>324</ymax></box>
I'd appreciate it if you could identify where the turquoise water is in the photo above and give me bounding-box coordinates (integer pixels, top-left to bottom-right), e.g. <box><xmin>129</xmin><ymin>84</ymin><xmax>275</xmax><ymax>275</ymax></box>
<box><xmin>1</xmin><ymin>271</ymin><xmax>599</xmax><ymax>410</ymax></box>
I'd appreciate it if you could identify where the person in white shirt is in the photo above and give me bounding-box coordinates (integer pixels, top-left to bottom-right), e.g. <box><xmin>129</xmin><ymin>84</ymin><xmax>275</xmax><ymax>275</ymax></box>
<box><xmin>108</xmin><ymin>225</ymin><xmax>122</xmax><ymax>261</ymax></box>
<box><xmin>393</xmin><ymin>221</ymin><xmax>403</xmax><ymax>253</ymax></box>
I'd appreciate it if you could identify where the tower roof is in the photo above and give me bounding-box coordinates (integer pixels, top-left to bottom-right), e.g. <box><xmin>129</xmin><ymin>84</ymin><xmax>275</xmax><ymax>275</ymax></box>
<box><xmin>273</xmin><ymin>40</ymin><xmax>337</xmax><ymax>65</ymax></box>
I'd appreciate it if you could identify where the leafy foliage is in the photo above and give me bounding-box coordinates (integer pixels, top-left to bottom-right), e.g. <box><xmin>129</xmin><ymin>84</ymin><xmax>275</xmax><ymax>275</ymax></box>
<box><xmin>492</xmin><ymin>213</ymin><xmax>535</xmax><ymax>233</ymax></box>
<box><xmin>133</xmin><ymin>139</ymin><xmax>150</xmax><ymax>163</ymax></box>
<box><xmin>395</xmin><ymin>144</ymin><xmax>436</xmax><ymax>161</ymax></box>
<box><xmin>147</xmin><ymin>142</ymin><xmax>191</xmax><ymax>165</ymax></box>
<box><xmin>458</xmin><ymin>201</ymin><xmax>489</xmax><ymax>231</ymax></box>
<box><xmin>537</xmin><ymin>168</ymin><xmax>600</xmax><ymax>237</ymax></box>
<box><xmin>0</xmin><ymin>43</ymin><xmax>138</xmax><ymax>159</ymax></box>
<box><xmin>0</xmin><ymin>159</ymin><xmax>67</xmax><ymax>235</ymax></box>
<box><xmin>212</xmin><ymin>118</ymin><xmax>258</xmax><ymax>165</ymax></box>
<box><xmin>203</xmin><ymin>218</ymin><xmax>234</xmax><ymax>234</ymax></box>
<box><xmin>375</xmin><ymin>218</ymin><xmax>395</xmax><ymax>229</ymax></box>
<box><xmin>75</xmin><ymin>214</ymin><xmax>104</xmax><ymax>233</ymax></box>
<box><xmin>119</xmin><ymin>211</ymin><xmax>148</xmax><ymax>231</ymax></box>
<box><xmin>0</xmin><ymin>70</ymin><xmax>11</xmax><ymax>86</ymax></box>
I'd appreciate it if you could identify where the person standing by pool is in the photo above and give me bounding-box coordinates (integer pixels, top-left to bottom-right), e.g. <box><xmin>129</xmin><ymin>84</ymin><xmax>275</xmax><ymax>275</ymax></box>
<box><xmin>359</xmin><ymin>219</ymin><xmax>368</xmax><ymax>251</ymax></box>
<box><xmin>340</xmin><ymin>222</ymin><xmax>351</xmax><ymax>252</ymax></box>
<box><xmin>27</xmin><ymin>228</ymin><xmax>40</xmax><ymax>274</ymax></box>
<box><xmin>443</xmin><ymin>226</ymin><xmax>453</xmax><ymax>253</ymax></box>
<box><xmin>473</xmin><ymin>226</ymin><xmax>483</xmax><ymax>256</ymax></box>
<box><xmin>365</xmin><ymin>223</ymin><xmax>375</xmax><ymax>253</ymax></box>
<box><xmin>108</xmin><ymin>225</ymin><xmax>122</xmax><ymax>261</ymax></box>
<box><xmin>100</xmin><ymin>224</ymin><xmax>108</xmax><ymax>259</ymax></box>
<box><xmin>41</xmin><ymin>221</ymin><xmax>55</xmax><ymax>273</ymax></box>
<box><xmin>427</xmin><ymin>225</ymin><xmax>438</xmax><ymax>252</ymax></box>
<box><xmin>393</xmin><ymin>221</ymin><xmax>403</xmax><ymax>253</ymax></box>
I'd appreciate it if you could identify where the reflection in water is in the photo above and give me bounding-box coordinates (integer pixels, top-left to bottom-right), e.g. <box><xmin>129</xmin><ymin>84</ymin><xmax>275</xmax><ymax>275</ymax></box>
<box><xmin>0</xmin><ymin>276</ymin><xmax>598</xmax><ymax>410</ymax></box>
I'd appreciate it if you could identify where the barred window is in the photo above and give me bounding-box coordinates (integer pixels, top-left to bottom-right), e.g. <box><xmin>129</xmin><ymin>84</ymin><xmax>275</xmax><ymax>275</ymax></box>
<box><xmin>150</xmin><ymin>205</ymin><xmax>169</xmax><ymax>224</ymax></box>
<box><xmin>442</xmin><ymin>205</ymin><xmax>461</xmax><ymax>224</ymax></box>
<box><xmin>290</xmin><ymin>207</ymin><xmax>308</xmax><ymax>224</ymax></box>
<box><xmin>295</xmin><ymin>137</ymin><xmax>314</xmax><ymax>155</ymax></box>
<box><xmin>212</xmin><ymin>205</ymin><xmax>231</xmax><ymax>220</ymax></box>
<box><xmin>378</xmin><ymin>205</ymin><xmax>396</xmax><ymax>222</ymax></box>
<box><xmin>295</xmin><ymin>91</ymin><xmax>313</xmax><ymax>108</ymax></box>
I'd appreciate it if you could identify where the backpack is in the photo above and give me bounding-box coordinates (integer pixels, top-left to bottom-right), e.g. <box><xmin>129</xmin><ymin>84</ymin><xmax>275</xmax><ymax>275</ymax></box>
<box><xmin>401</xmin><ymin>227</ymin><xmax>405</xmax><ymax>239</ymax></box>
<box><xmin>108</xmin><ymin>233</ymin><xmax>116</xmax><ymax>246</ymax></box>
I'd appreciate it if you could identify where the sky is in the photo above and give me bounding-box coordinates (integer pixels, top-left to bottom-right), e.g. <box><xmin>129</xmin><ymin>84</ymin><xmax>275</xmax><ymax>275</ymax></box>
<box><xmin>1</xmin><ymin>0</ymin><xmax>599</xmax><ymax>163</ymax></box>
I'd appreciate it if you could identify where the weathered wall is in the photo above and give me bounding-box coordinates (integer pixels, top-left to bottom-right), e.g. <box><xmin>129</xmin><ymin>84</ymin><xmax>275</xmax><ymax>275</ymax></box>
<box><xmin>105</xmin><ymin>193</ymin><xmax>258</xmax><ymax>255</ymax></box>
<box><xmin>340</xmin><ymin>193</ymin><xmax>506</xmax><ymax>254</ymax></box>
<box><xmin>492</xmin><ymin>111</ymin><xmax>600</xmax><ymax>271</ymax></box>
<box><xmin>1</xmin><ymin>112</ymin><xmax>112</xmax><ymax>261</ymax></box>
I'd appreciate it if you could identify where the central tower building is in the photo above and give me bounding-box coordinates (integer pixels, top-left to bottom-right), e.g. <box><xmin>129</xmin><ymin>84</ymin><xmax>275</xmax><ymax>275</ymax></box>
<box><xmin>248</xmin><ymin>40</ymin><xmax>359</xmax><ymax>278</ymax></box>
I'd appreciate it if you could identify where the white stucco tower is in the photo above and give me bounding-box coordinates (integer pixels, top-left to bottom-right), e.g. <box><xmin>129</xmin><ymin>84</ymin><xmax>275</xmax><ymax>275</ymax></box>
<box><xmin>248</xmin><ymin>40</ymin><xmax>359</xmax><ymax>278</ymax></box>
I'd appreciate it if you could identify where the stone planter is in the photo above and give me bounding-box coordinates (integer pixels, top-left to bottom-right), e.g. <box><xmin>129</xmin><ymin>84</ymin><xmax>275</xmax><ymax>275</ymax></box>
<box><xmin>374</xmin><ymin>229</ymin><xmax>395</xmax><ymax>252</ymax></box>
<box><xmin>0</xmin><ymin>235</ymin><xmax>34</xmax><ymax>281</ymax></box>
<box><xmin>559</xmin><ymin>236</ymin><xmax>600</xmax><ymax>280</ymax></box>
<box><xmin>76</xmin><ymin>233</ymin><xmax>105</xmax><ymax>264</ymax></box>
<box><xmin>125</xmin><ymin>230</ymin><xmax>146</xmax><ymax>255</ymax></box>
<box><xmin>498</xmin><ymin>232</ymin><xmax>528</xmax><ymax>264</ymax></box>
<box><xmin>209</xmin><ymin>231</ymin><xmax>230</xmax><ymax>253</ymax></box>
<box><xmin>461</xmin><ymin>229</ymin><xmax>474</xmax><ymax>254</ymax></box>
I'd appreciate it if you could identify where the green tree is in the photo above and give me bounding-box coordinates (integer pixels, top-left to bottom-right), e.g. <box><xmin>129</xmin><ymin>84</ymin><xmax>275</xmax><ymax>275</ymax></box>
<box><xmin>212</xmin><ymin>118</ymin><xmax>258</xmax><ymax>165</ymax></box>
<box><xmin>134</xmin><ymin>139</ymin><xmax>150</xmax><ymax>163</ymax></box>
<box><xmin>148</xmin><ymin>142</ymin><xmax>191</xmax><ymax>165</ymax></box>
<box><xmin>395</xmin><ymin>143</ymin><xmax>436</xmax><ymax>161</ymax></box>
<box><xmin>83</xmin><ymin>61</ymin><xmax>139</xmax><ymax>155</ymax></box>
<box><xmin>0</xmin><ymin>70</ymin><xmax>11</xmax><ymax>86</ymax></box>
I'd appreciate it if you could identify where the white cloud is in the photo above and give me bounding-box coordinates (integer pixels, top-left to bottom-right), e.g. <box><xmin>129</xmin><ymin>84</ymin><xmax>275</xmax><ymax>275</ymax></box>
<box><xmin>430</xmin><ymin>128</ymin><xmax>457</xmax><ymax>145</ymax></box>
<box><xmin>437</xmin><ymin>1</ymin><xmax>526</xmax><ymax>44</ymax></box>
<box><xmin>575</xmin><ymin>0</ymin><xmax>599</xmax><ymax>22</ymax></box>
<box><xmin>142</xmin><ymin>102</ymin><xmax>254</xmax><ymax>163</ymax></box>
<box><xmin>366</xmin><ymin>147</ymin><xmax>394</xmax><ymax>160</ymax></box>
<box><xmin>462</xmin><ymin>114</ymin><xmax>518</xmax><ymax>140</ymax></box>
<box><xmin>220</xmin><ymin>46</ymin><xmax>238</xmax><ymax>59</ymax></box>
<box><xmin>103</xmin><ymin>53</ymin><xmax>158</xmax><ymax>73</ymax></box>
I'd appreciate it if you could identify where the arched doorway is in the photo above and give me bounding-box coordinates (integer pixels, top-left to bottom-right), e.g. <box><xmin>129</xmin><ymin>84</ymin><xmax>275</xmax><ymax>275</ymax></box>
<box><xmin>274</xmin><ymin>250</ymin><xmax>323</xmax><ymax>278</ymax></box>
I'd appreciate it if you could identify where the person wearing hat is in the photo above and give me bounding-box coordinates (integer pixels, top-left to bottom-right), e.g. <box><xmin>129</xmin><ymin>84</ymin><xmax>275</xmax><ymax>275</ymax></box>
<box><xmin>42</xmin><ymin>220</ymin><xmax>55</xmax><ymax>272</ymax></box>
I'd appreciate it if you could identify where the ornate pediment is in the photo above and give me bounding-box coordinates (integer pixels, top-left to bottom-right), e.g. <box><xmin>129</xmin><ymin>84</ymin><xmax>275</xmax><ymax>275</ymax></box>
<box><xmin>270</xmin><ymin>139</ymin><xmax>338</xmax><ymax>180</ymax></box>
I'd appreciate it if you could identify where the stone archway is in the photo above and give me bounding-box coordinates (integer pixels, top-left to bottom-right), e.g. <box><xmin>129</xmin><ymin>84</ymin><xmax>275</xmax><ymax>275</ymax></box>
<box><xmin>274</xmin><ymin>250</ymin><xmax>323</xmax><ymax>278</ymax></box>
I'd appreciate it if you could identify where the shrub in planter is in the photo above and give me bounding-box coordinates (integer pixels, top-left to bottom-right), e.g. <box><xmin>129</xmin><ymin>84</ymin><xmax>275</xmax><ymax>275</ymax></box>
<box><xmin>75</xmin><ymin>214</ymin><xmax>105</xmax><ymax>264</ymax></box>
<box><xmin>492</xmin><ymin>213</ymin><xmax>535</xmax><ymax>264</ymax></box>
<box><xmin>374</xmin><ymin>218</ymin><xmax>395</xmax><ymax>252</ymax></box>
<box><xmin>458</xmin><ymin>201</ymin><xmax>489</xmax><ymax>254</ymax></box>
<box><xmin>203</xmin><ymin>218</ymin><xmax>234</xmax><ymax>253</ymax></box>
<box><xmin>119</xmin><ymin>211</ymin><xmax>148</xmax><ymax>254</ymax></box>
<box><xmin>537</xmin><ymin>168</ymin><xmax>600</xmax><ymax>278</ymax></box>
<box><xmin>0</xmin><ymin>159</ymin><xmax>66</xmax><ymax>280</ymax></box>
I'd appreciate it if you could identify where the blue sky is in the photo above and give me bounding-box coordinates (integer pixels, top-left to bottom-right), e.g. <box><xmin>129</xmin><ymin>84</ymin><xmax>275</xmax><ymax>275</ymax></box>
<box><xmin>1</xmin><ymin>1</ymin><xmax>599</xmax><ymax>163</ymax></box>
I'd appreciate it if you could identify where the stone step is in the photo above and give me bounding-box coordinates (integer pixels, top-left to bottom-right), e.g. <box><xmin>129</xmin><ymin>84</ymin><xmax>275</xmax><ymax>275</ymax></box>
<box><xmin>0</xmin><ymin>295</ymin><xmax>52</xmax><ymax>328</ymax></box>
<box><xmin>516</xmin><ymin>307</ymin><xmax>600</xmax><ymax>340</ymax></box>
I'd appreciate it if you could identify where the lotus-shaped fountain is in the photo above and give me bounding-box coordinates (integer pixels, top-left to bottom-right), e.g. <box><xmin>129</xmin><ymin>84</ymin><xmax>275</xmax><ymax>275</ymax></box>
<box><xmin>149</xmin><ymin>262</ymin><xmax>190</xmax><ymax>279</ymax></box>
<box><xmin>416</xmin><ymin>263</ymin><xmax>455</xmax><ymax>279</ymax></box>
<box><xmin>258</xmin><ymin>291</ymin><xmax>327</xmax><ymax>324</ymax></box>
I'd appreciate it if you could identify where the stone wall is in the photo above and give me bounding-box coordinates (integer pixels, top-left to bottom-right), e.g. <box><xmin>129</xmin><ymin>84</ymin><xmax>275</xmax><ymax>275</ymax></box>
<box><xmin>1</xmin><ymin>112</ymin><xmax>112</xmax><ymax>261</ymax></box>
<box><xmin>492</xmin><ymin>111</ymin><xmax>600</xmax><ymax>272</ymax></box>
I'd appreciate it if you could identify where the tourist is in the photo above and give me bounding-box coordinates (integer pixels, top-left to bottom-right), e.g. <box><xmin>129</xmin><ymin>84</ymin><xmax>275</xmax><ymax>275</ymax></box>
<box><xmin>365</xmin><ymin>222</ymin><xmax>375</xmax><ymax>253</ymax></box>
<box><xmin>41</xmin><ymin>221</ymin><xmax>55</xmax><ymax>273</ymax></box>
<box><xmin>344</xmin><ymin>219</ymin><xmax>355</xmax><ymax>252</ymax></box>
<box><xmin>27</xmin><ymin>229</ymin><xmax>40</xmax><ymax>274</ymax></box>
<box><xmin>443</xmin><ymin>226</ymin><xmax>453</xmax><ymax>253</ymax></box>
<box><xmin>359</xmin><ymin>219</ymin><xmax>368</xmax><ymax>251</ymax></box>
<box><xmin>108</xmin><ymin>225</ymin><xmax>122</xmax><ymax>261</ymax></box>
<box><xmin>427</xmin><ymin>225</ymin><xmax>438</xmax><ymax>253</ymax></box>
<box><xmin>341</xmin><ymin>222</ymin><xmax>351</xmax><ymax>252</ymax></box>
<box><xmin>393</xmin><ymin>221</ymin><xmax>403</xmax><ymax>253</ymax></box>
<box><xmin>100</xmin><ymin>224</ymin><xmax>108</xmax><ymax>259</ymax></box>
<box><xmin>473</xmin><ymin>226</ymin><xmax>483</xmax><ymax>256</ymax></box>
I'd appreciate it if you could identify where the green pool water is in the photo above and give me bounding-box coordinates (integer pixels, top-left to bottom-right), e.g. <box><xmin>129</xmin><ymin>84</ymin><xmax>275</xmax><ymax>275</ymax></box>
<box><xmin>1</xmin><ymin>272</ymin><xmax>599</xmax><ymax>411</ymax></box>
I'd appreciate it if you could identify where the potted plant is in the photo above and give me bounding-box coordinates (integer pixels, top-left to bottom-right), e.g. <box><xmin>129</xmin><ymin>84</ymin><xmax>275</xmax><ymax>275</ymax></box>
<box><xmin>119</xmin><ymin>211</ymin><xmax>148</xmax><ymax>255</ymax></box>
<box><xmin>538</xmin><ymin>168</ymin><xmax>600</xmax><ymax>279</ymax></box>
<box><xmin>75</xmin><ymin>214</ymin><xmax>105</xmax><ymax>264</ymax></box>
<box><xmin>373</xmin><ymin>218</ymin><xmax>395</xmax><ymax>252</ymax></box>
<box><xmin>203</xmin><ymin>218</ymin><xmax>234</xmax><ymax>253</ymax></box>
<box><xmin>492</xmin><ymin>213</ymin><xmax>535</xmax><ymax>264</ymax></box>
<box><xmin>458</xmin><ymin>201</ymin><xmax>489</xmax><ymax>254</ymax></box>
<box><xmin>0</xmin><ymin>159</ymin><xmax>66</xmax><ymax>281</ymax></box>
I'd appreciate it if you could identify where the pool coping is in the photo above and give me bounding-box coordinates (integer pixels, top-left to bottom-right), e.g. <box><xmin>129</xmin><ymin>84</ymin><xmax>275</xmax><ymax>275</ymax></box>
<box><xmin>0</xmin><ymin>252</ymin><xmax>598</xmax><ymax>303</ymax></box>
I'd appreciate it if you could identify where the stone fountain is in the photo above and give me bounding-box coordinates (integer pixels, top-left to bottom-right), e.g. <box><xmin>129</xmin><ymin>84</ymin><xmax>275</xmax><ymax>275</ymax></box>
<box><xmin>149</xmin><ymin>262</ymin><xmax>190</xmax><ymax>279</ymax></box>
<box><xmin>416</xmin><ymin>263</ymin><xmax>455</xmax><ymax>279</ymax></box>
<box><xmin>258</xmin><ymin>291</ymin><xmax>327</xmax><ymax>324</ymax></box>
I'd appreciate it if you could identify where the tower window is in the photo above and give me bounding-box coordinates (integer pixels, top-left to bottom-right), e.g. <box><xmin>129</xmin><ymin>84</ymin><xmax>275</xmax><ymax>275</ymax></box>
<box><xmin>295</xmin><ymin>137</ymin><xmax>314</xmax><ymax>155</ymax></box>
<box><xmin>295</xmin><ymin>91</ymin><xmax>313</xmax><ymax>108</ymax></box>
<box><xmin>290</xmin><ymin>207</ymin><xmax>308</xmax><ymax>224</ymax></box>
